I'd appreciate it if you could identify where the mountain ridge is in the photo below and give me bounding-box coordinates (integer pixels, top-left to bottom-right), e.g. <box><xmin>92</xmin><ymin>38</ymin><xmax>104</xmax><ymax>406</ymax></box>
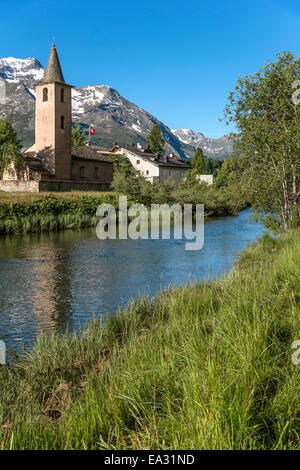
<box><xmin>0</xmin><ymin>57</ymin><xmax>234</xmax><ymax>159</ymax></box>
<box><xmin>171</xmin><ymin>128</ymin><xmax>235</xmax><ymax>160</ymax></box>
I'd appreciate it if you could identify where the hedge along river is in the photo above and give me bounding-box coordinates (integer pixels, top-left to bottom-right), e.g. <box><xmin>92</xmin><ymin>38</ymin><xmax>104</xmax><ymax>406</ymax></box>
<box><xmin>0</xmin><ymin>207</ymin><xmax>264</xmax><ymax>354</ymax></box>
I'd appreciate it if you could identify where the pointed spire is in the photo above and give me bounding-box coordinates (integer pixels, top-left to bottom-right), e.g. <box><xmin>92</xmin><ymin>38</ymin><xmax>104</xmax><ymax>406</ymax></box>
<box><xmin>42</xmin><ymin>43</ymin><xmax>65</xmax><ymax>84</ymax></box>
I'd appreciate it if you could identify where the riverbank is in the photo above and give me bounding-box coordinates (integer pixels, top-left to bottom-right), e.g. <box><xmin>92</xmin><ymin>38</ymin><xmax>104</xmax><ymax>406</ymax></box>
<box><xmin>0</xmin><ymin>229</ymin><xmax>299</xmax><ymax>450</ymax></box>
<box><xmin>0</xmin><ymin>192</ymin><xmax>120</xmax><ymax>235</ymax></box>
<box><xmin>0</xmin><ymin>188</ymin><xmax>245</xmax><ymax>235</ymax></box>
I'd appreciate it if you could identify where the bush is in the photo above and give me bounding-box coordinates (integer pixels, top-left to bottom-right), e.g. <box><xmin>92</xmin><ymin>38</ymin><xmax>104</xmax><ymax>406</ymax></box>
<box><xmin>111</xmin><ymin>161</ymin><xmax>245</xmax><ymax>216</ymax></box>
<box><xmin>0</xmin><ymin>194</ymin><xmax>120</xmax><ymax>219</ymax></box>
<box><xmin>0</xmin><ymin>194</ymin><xmax>125</xmax><ymax>234</ymax></box>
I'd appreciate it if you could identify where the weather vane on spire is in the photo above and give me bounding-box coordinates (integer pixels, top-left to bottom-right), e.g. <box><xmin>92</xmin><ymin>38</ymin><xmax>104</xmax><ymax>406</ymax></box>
<box><xmin>52</xmin><ymin>36</ymin><xmax>55</xmax><ymax>47</ymax></box>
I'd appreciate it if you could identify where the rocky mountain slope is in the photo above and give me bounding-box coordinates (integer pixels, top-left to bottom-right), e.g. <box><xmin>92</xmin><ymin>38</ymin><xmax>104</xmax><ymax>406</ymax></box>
<box><xmin>0</xmin><ymin>57</ymin><xmax>233</xmax><ymax>159</ymax></box>
<box><xmin>71</xmin><ymin>85</ymin><xmax>195</xmax><ymax>157</ymax></box>
<box><xmin>171</xmin><ymin>128</ymin><xmax>235</xmax><ymax>160</ymax></box>
<box><xmin>0</xmin><ymin>57</ymin><xmax>44</xmax><ymax>89</ymax></box>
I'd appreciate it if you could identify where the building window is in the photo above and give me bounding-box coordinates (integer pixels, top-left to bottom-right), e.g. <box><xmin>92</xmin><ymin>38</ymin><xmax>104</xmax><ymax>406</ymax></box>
<box><xmin>136</xmin><ymin>159</ymin><xmax>140</xmax><ymax>164</ymax></box>
<box><xmin>61</xmin><ymin>88</ymin><xmax>65</xmax><ymax>102</ymax></box>
<box><xmin>60</xmin><ymin>116</ymin><xmax>65</xmax><ymax>129</ymax></box>
<box><xmin>94</xmin><ymin>167</ymin><xmax>99</xmax><ymax>177</ymax></box>
<box><xmin>43</xmin><ymin>88</ymin><xmax>48</xmax><ymax>102</ymax></box>
<box><xmin>80</xmin><ymin>166</ymin><xmax>85</xmax><ymax>177</ymax></box>
<box><xmin>146</xmin><ymin>170</ymin><xmax>149</xmax><ymax>175</ymax></box>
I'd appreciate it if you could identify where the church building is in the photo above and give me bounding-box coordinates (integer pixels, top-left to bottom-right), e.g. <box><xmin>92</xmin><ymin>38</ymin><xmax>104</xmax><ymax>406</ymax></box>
<box><xmin>0</xmin><ymin>44</ymin><xmax>114</xmax><ymax>192</ymax></box>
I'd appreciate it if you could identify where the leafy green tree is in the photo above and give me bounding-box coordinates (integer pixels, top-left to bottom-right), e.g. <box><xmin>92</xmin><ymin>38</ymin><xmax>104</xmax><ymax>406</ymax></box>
<box><xmin>215</xmin><ymin>159</ymin><xmax>231</xmax><ymax>187</ymax></box>
<box><xmin>111</xmin><ymin>155</ymin><xmax>141</xmax><ymax>196</ymax></box>
<box><xmin>0</xmin><ymin>119</ymin><xmax>23</xmax><ymax>178</ymax></box>
<box><xmin>147</xmin><ymin>124</ymin><xmax>165</xmax><ymax>155</ymax></box>
<box><xmin>111</xmin><ymin>154</ymin><xmax>177</xmax><ymax>204</ymax></box>
<box><xmin>72</xmin><ymin>123</ymin><xmax>87</xmax><ymax>146</ymax></box>
<box><xmin>205</xmin><ymin>157</ymin><xmax>223</xmax><ymax>176</ymax></box>
<box><xmin>224</xmin><ymin>52</ymin><xmax>300</xmax><ymax>231</ymax></box>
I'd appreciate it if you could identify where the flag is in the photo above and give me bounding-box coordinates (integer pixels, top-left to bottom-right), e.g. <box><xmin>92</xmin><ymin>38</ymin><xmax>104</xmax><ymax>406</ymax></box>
<box><xmin>89</xmin><ymin>125</ymin><xmax>95</xmax><ymax>136</ymax></box>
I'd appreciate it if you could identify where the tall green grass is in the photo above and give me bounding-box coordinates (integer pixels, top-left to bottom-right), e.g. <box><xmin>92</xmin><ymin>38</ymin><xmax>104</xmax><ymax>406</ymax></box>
<box><xmin>0</xmin><ymin>188</ymin><xmax>245</xmax><ymax>235</ymax></box>
<box><xmin>0</xmin><ymin>214</ymin><xmax>99</xmax><ymax>234</ymax></box>
<box><xmin>0</xmin><ymin>193</ymin><xmax>120</xmax><ymax>235</ymax></box>
<box><xmin>0</xmin><ymin>231</ymin><xmax>299</xmax><ymax>449</ymax></box>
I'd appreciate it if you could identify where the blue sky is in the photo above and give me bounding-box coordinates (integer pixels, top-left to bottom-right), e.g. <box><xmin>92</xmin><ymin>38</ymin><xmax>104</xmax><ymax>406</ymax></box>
<box><xmin>1</xmin><ymin>0</ymin><xmax>300</xmax><ymax>138</ymax></box>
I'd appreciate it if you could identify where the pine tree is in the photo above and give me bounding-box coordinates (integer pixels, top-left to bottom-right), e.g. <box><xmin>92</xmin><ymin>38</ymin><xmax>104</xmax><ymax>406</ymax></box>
<box><xmin>215</xmin><ymin>159</ymin><xmax>231</xmax><ymax>187</ymax></box>
<box><xmin>72</xmin><ymin>123</ymin><xmax>87</xmax><ymax>146</ymax></box>
<box><xmin>192</xmin><ymin>147</ymin><xmax>206</xmax><ymax>174</ymax></box>
<box><xmin>147</xmin><ymin>124</ymin><xmax>165</xmax><ymax>155</ymax></box>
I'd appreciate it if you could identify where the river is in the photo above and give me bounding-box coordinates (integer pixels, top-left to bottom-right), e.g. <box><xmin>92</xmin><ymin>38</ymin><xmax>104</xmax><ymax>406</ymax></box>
<box><xmin>0</xmin><ymin>208</ymin><xmax>264</xmax><ymax>354</ymax></box>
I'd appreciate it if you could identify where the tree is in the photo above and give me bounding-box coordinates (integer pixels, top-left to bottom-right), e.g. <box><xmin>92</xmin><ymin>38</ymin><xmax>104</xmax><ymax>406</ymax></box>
<box><xmin>72</xmin><ymin>123</ymin><xmax>87</xmax><ymax>146</ymax></box>
<box><xmin>215</xmin><ymin>159</ymin><xmax>231</xmax><ymax>187</ymax></box>
<box><xmin>147</xmin><ymin>124</ymin><xmax>165</xmax><ymax>155</ymax></box>
<box><xmin>111</xmin><ymin>154</ymin><xmax>156</xmax><ymax>204</ymax></box>
<box><xmin>205</xmin><ymin>157</ymin><xmax>223</xmax><ymax>176</ymax></box>
<box><xmin>223</xmin><ymin>52</ymin><xmax>300</xmax><ymax>231</ymax></box>
<box><xmin>192</xmin><ymin>147</ymin><xmax>206</xmax><ymax>174</ymax></box>
<box><xmin>185</xmin><ymin>147</ymin><xmax>206</xmax><ymax>184</ymax></box>
<box><xmin>0</xmin><ymin>119</ymin><xmax>23</xmax><ymax>178</ymax></box>
<box><xmin>111</xmin><ymin>155</ymin><xmax>140</xmax><ymax>196</ymax></box>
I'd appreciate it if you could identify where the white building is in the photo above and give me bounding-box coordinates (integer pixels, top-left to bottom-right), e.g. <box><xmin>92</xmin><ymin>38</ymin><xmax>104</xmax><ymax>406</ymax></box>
<box><xmin>111</xmin><ymin>144</ymin><xmax>190</xmax><ymax>184</ymax></box>
<box><xmin>196</xmin><ymin>174</ymin><xmax>214</xmax><ymax>185</ymax></box>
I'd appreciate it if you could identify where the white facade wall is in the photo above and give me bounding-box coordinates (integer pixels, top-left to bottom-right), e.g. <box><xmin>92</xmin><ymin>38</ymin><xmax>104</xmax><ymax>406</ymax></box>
<box><xmin>2</xmin><ymin>163</ymin><xmax>17</xmax><ymax>181</ymax></box>
<box><xmin>196</xmin><ymin>174</ymin><xmax>214</xmax><ymax>186</ymax></box>
<box><xmin>115</xmin><ymin>148</ymin><xmax>188</xmax><ymax>184</ymax></box>
<box><xmin>2</xmin><ymin>162</ymin><xmax>33</xmax><ymax>182</ymax></box>
<box><xmin>125</xmin><ymin>150</ymin><xmax>159</xmax><ymax>182</ymax></box>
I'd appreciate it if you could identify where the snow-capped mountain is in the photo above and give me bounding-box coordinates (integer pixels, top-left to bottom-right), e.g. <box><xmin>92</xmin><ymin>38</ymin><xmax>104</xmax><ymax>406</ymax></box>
<box><xmin>0</xmin><ymin>57</ymin><xmax>44</xmax><ymax>90</ymax></box>
<box><xmin>71</xmin><ymin>85</ymin><xmax>191</xmax><ymax>156</ymax></box>
<box><xmin>171</xmin><ymin>128</ymin><xmax>208</xmax><ymax>146</ymax></box>
<box><xmin>0</xmin><ymin>57</ymin><xmax>232</xmax><ymax>159</ymax></box>
<box><xmin>172</xmin><ymin>128</ymin><xmax>235</xmax><ymax>160</ymax></box>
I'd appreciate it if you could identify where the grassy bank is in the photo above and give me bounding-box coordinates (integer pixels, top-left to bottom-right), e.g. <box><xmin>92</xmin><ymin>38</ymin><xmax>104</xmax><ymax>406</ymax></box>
<box><xmin>0</xmin><ymin>187</ymin><xmax>245</xmax><ymax>235</ymax></box>
<box><xmin>0</xmin><ymin>230</ymin><xmax>299</xmax><ymax>450</ymax></box>
<box><xmin>0</xmin><ymin>192</ymin><xmax>121</xmax><ymax>235</ymax></box>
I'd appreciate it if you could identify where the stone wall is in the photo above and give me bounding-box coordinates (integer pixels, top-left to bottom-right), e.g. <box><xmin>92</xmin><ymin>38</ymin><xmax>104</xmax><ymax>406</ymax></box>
<box><xmin>0</xmin><ymin>179</ymin><xmax>111</xmax><ymax>192</ymax></box>
<box><xmin>39</xmin><ymin>180</ymin><xmax>111</xmax><ymax>192</ymax></box>
<box><xmin>0</xmin><ymin>180</ymin><xmax>39</xmax><ymax>192</ymax></box>
<box><xmin>71</xmin><ymin>159</ymin><xmax>113</xmax><ymax>183</ymax></box>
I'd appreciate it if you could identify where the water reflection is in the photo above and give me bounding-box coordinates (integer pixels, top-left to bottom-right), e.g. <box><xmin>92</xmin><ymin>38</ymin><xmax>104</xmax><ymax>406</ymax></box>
<box><xmin>0</xmin><ymin>208</ymin><xmax>264</xmax><ymax>352</ymax></box>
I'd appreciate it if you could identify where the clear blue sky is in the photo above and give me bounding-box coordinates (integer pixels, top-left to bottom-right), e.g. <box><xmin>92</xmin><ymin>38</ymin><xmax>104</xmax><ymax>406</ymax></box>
<box><xmin>1</xmin><ymin>0</ymin><xmax>300</xmax><ymax>138</ymax></box>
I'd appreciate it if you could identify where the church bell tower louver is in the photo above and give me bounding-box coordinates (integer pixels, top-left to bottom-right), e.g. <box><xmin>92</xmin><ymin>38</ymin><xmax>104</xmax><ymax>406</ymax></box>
<box><xmin>34</xmin><ymin>44</ymin><xmax>73</xmax><ymax>180</ymax></box>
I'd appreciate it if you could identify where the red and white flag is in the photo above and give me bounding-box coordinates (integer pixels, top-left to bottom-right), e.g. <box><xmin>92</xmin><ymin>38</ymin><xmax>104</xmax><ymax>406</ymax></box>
<box><xmin>89</xmin><ymin>125</ymin><xmax>95</xmax><ymax>136</ymax></box>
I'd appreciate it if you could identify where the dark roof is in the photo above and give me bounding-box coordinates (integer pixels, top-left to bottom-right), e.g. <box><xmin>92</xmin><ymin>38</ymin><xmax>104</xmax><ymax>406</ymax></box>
<box><xmin>72</xmin><ymin>145</ymin><xmax>114</xmax><ymax>164</ymax></box>
<box><xmin>24</xmin><ymin>155</ymin><xmax>55</xmax><ymax>176</ymax></box>
<box><xmin>122</xmin><ymin>146</ymin><xmax>190</xmax><ymax>168</ymax></box>
<box><xmin>41</xmin><ymin>44</ymin><xmax>65</xmax><ymax>84</ymax></box>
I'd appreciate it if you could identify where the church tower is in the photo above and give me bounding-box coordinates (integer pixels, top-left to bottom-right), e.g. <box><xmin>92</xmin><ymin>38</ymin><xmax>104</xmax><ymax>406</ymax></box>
<box><xmin>34</xmin><ymin>44</ymin><xmax>72</xmax><ymax>180</ymax></box>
